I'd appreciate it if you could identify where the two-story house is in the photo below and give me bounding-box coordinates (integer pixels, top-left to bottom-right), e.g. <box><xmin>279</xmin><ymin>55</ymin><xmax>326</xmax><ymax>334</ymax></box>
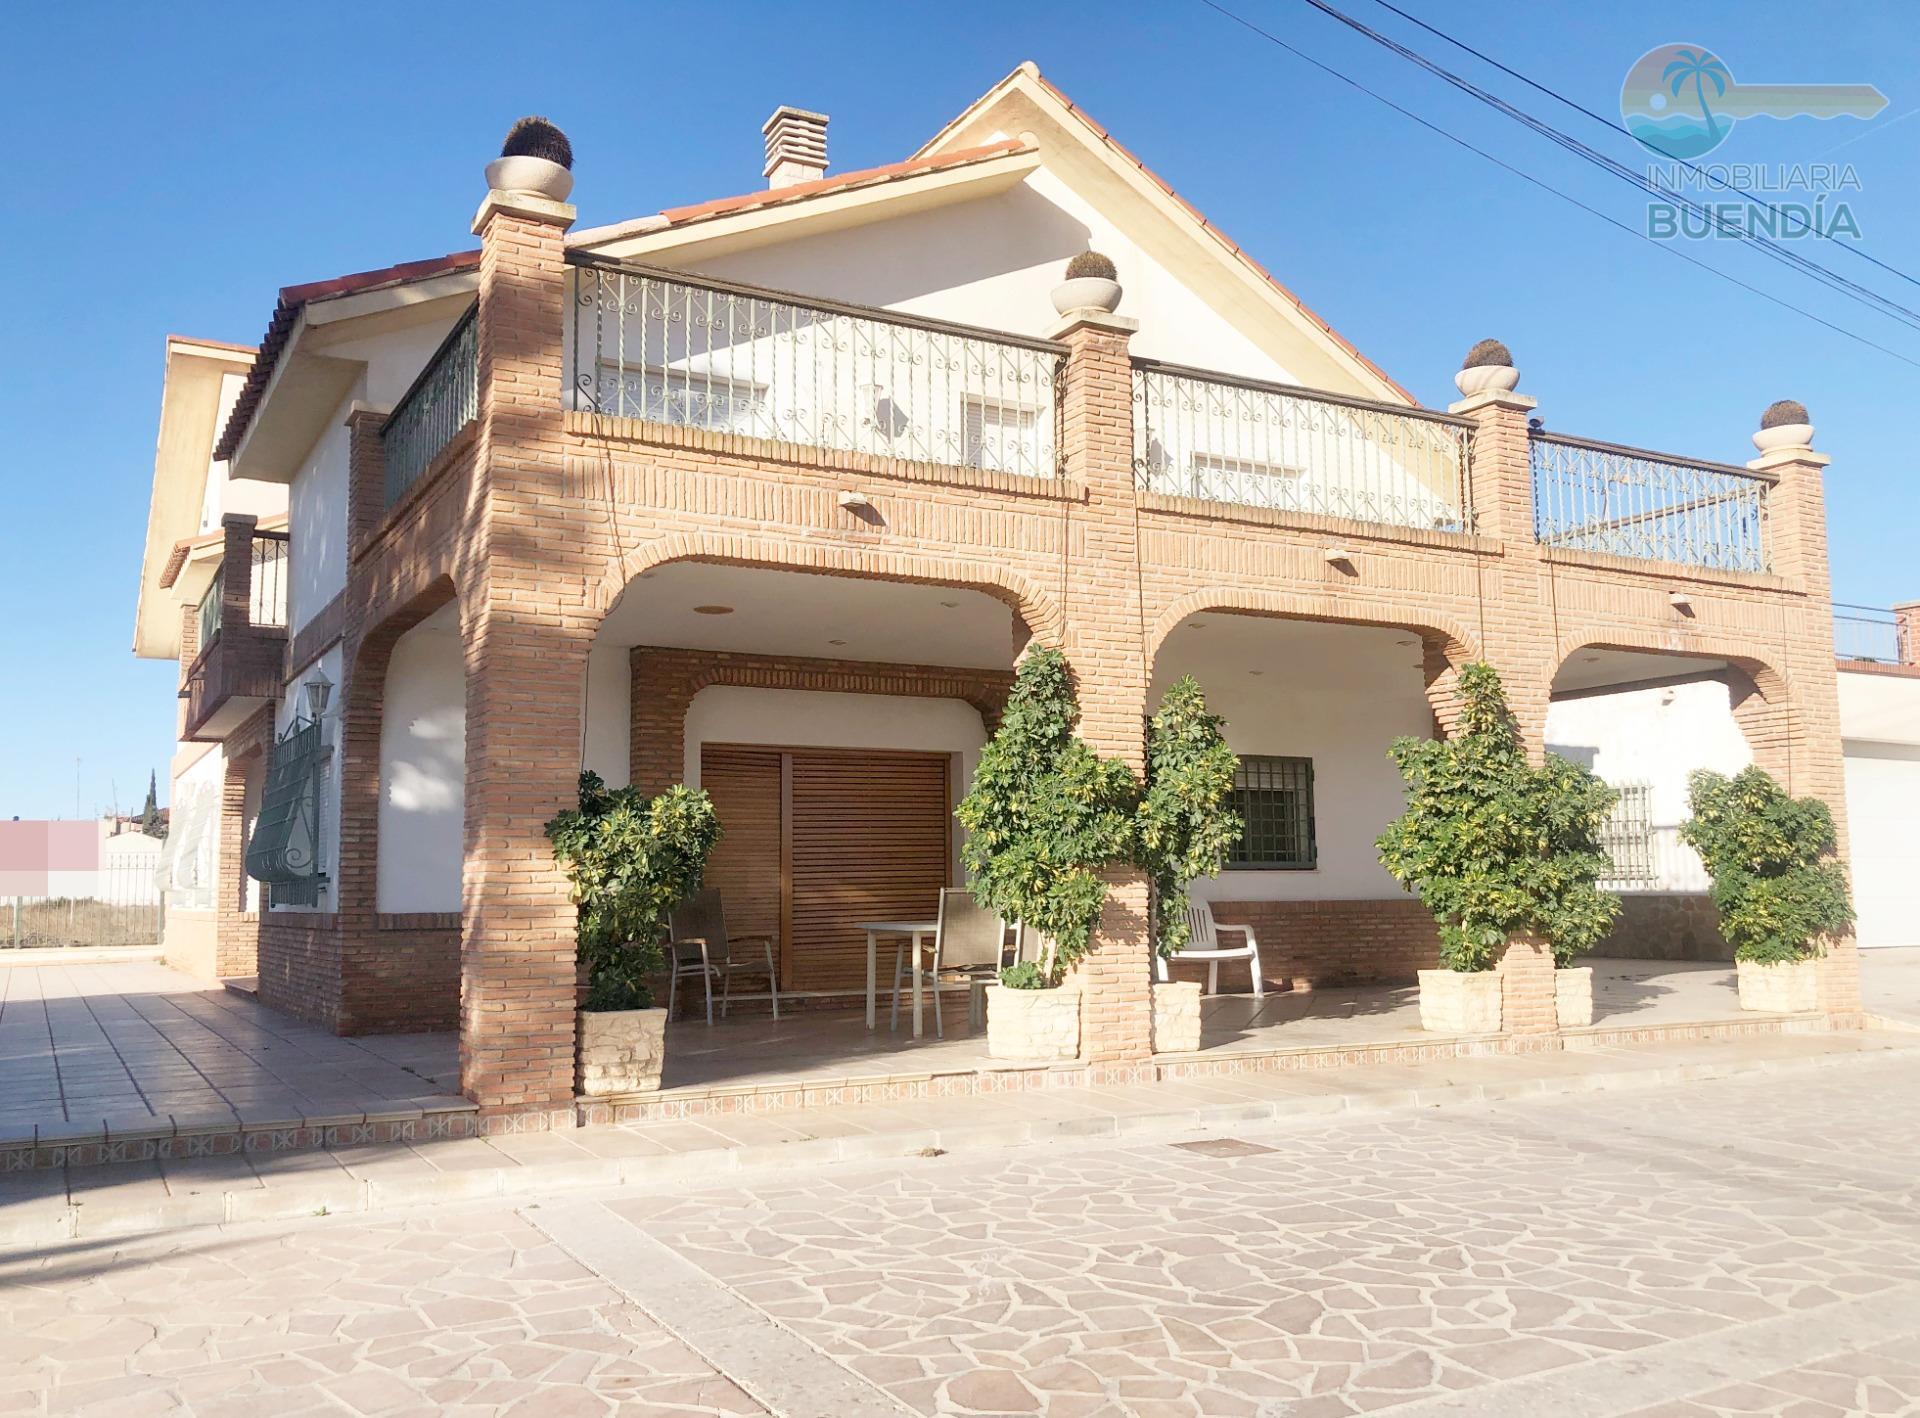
<box><xmin>134</xmin><ymin>64</ymin><xmax>1867</xmax><ymax>1129</ymax></box>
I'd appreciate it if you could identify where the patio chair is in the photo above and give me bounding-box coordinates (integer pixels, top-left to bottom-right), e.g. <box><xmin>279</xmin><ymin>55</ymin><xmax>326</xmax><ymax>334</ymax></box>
<box><xmin>667</xmin><ymin>888</ymin><xmax>780</xmax><ymax>1026</ymax></box>
<box><xmin>1154</xmin><ymin>901</ymin><xmax>1263</xmax><ymax>997</ymax></box>
<box><xmin>891</xmin><ymin>887</ymin><xmax>1006</xmax><ymax>1038</ymax></box>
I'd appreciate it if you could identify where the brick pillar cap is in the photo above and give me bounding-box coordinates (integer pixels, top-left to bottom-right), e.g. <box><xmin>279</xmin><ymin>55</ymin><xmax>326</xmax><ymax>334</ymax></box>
<box><xmin>1447</xmin><ymin>389</ymin><xmax>1536</xmax><ymax>416</ymax></box>
<box><xmin>220</xmin><ymin>512</ymin><xmax>259</xmax><ymax>529</ymax></box>
<box><xmin>471</xmin><ymin>190</ymin><xmax>576</xmax><ymax>236</ymax></box>
<box><xmin>1746</xmin><ymin>446</ymin><xmax>1831</xmax><ymax>473</ymax></box>
<box><xmin>1892</xmin><ymin>600</ymin><xmax>1920</xmax><ymax>611</ymax></box>
<box><xmin>1046</xmin><ymin>309</ymin><xmax>1138</xmax><ymax>341</ymax></box>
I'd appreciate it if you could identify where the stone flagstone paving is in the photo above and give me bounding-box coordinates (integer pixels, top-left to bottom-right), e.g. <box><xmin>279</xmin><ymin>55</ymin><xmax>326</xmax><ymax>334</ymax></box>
<box><xmin>8</xmin><ymin>1053</ymin><xmax>1920</xmax><ymax>1415</ymax></box>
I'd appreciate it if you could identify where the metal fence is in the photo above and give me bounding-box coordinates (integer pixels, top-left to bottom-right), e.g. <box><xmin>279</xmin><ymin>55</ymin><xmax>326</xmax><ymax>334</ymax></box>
<box><xmin>1834</xmin><ymin>604</ymin><xmax>1906</xmax><ymax>664</ymax></box>
<box><xmin>1130</xmin><ymin>361</ymin><xmax>1475</xmax><ymax>532</ymax></box>
<box><xmin>193</xmin><ymin>530</ymin><xmax>289</xmax><ymax>648</ymax></box>
<box><xmin>383</xmin><ymin>303</ymin><xmax>478</xmax><ymax>506</ymax></box>
<box><xmin>1530</xmin><ymin>432</ymin><xmax>1770</xmax><ymax>573</ymax></box>
<box><xmin>567</xmin><ymin>258</ymin><xmax>1065</xmax><ymax>479</ymax></box>
<box><xmin>5</xmin><ymin>858</ymin><xmax>164</xmax><ymax>950</ymax></box>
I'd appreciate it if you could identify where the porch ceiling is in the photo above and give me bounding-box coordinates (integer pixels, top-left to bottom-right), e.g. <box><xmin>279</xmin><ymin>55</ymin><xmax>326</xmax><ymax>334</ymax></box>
<box><xmin>1554</xmin><ymin>649</ymin><xmax>1731</xmax><ymax>696</ymax></box>
<box><xmin>1153</xmin><ymin>614</ymin><xmax>1426</xmax><ymax>698</ymax></box>
<box><xmin>596</xmin><ymin>563</ymin><xmax>1016</xmax><ymax>669</ymax></box>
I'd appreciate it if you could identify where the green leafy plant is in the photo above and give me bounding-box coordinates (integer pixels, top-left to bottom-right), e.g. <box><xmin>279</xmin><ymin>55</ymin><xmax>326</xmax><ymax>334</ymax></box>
<box><xmin>1377</xmin><ymin>663</ymin><xmax>1621</xmax><ymax>971</ymax></box>
<box><xmin>957</xmin><ymin>647</ymin><xmax>1137</xmax><ymax>988</ymax></box>
<box><xmin>1462</xmin><ymin>338</ymin><xmax>1513</xmax><ymax>369</ymax></box>
<box><xmin>1760</xmin><ymin>398</ymin><xmax>1810</xmax><ymax>428</ymax></box>
<box><xmin>501</xmin><ymin>115</ymin><xmax>573</xmax><ymax>168</ymax></box>
<box><xmin>1680</xmin><ymin>767</ymin><xmax>1852</xmax><ymax>965</ymax></box>
<box><xmin>1065</xmin><ymin>249</ymin><xmax>1117</xmax><ymax>281</ymax></box>
<box><xmin>1134</xmin><ymin>676</ymin><xmax>1241</xmax><ymax>957</ymax></box>
<box><xmin>998</xmin><ymin>961</ymin><xmax>1049</xmax><ymax>990</ymax></box>
<box><xmin>544</xmin><ymin>771</ymin><xmax>721</xmax><ymax>1011</ymax></box>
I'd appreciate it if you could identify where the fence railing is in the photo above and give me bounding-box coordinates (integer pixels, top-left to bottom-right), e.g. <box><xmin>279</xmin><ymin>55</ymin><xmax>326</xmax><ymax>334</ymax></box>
<box><xmin>196</xmin><ymin>531</ymin><xmax>289</xmax><ymax>651</ymax></box>
<box><xmin>1530</xmin><ymin>432</ymin><xmax>1770</xmax><ymax>573</ymax></box>
<box><xmin>567</xmin><ymin>258</ymin><xmax>1065</xmax><ymax>479</ymax></box>
<box><xmin>1833</xmin><ymin>604</ymin><xmax>1907</xmax><ymax>664</ymax></box>
<box><xmin>1130</xmin><ymin>361</ymin><xmax>1475</xmax><ymax>533</ymax></box>
<box><xmin>383</xmin><ymin>304</ymin><xmax>478</xmax><ymax>506</ymax></box>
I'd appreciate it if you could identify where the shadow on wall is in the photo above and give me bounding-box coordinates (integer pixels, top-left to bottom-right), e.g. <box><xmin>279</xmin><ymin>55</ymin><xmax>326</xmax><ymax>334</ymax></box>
<box><xmin>1598</xmin><ymin>893</ymin><xmax>1732</xmax><ymax>962</ymax></box>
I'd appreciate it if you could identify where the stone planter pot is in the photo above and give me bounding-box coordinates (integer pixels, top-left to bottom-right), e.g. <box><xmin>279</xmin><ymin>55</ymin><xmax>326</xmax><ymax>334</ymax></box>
<box><xmin>1751</xmin><ymin>422</ymin><xmax>1815</xmax><ymax>454</ymax></box>
<box><xmin>1151</xmin><ymin>981</ymin><xmax>1203</xmax><ymax>1054</ymax></box>
<box><xmin>1050</xmin><ymin>276</ymin><xmax>1122</xmax><ymax>316</ymax></box>
<box><xmin>485</xmin><ymin>154</ymin><xmax>574</xmax><ymax>201</ymax></box>
<box><xmin>1555</xmin><ymin>966</ymin><xmax>1593</xmax><ymax>1028</ymax></box>
<box><xmin>1737</xmin><ymin>958</ymin><xmax>1820</xmax><ymax>1013</ymax></box>
<box><xmin>1418</xmin><ymin>969</ymin><xmax>1501</xmax><ymax>1034</ymax></box>
<box><xmin>985</xmin><ymin>984</ymin><xmax>1080</xmax><ymax>1061</ymax></box>
<box><xmin>576</xmin><ymin>1007</ymin><xmax>667</xmax><ymax>1096</ymax></box>
<box><xmin>1453</xmin><ymin>364</ymin><xmax>1520</xmax><ymax>397</ymax></box>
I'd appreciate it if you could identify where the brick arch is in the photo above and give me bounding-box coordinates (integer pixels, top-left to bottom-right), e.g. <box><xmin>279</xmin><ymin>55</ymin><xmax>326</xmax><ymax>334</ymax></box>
<box><xmin>594</xmin><ymin>531</ymin><xmax>1066</xmax><ymax>652</ymax></box>
<box><xmin>1150</xmin><ymin>586</ymin><xmax>1482</xmax><ymax>738</ymax></box>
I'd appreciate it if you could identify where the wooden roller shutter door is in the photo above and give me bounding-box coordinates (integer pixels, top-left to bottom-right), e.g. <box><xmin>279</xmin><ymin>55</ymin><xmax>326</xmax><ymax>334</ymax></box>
<box><xmin>698</xmin><ymin>744</ymin><xmax>951</xmax><ymax>994</ymax></box>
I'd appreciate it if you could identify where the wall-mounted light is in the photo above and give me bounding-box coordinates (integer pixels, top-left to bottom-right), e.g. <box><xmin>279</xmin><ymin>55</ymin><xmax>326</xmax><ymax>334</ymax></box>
<box><xmin>304</xmin><ymin>673</ymin><xmax>333</xmax><ymax>720</ymax></box>
<box><xmin>1325</xmin><ymin>547</ymin><xmax>1357</xmax><ymax>571</ymax></box>
<box><xmin>1668</xmin><ymin>591</ymin><xmax>1694</xmax><ymax>616</ymax></box>
<box><xmin>838</xmin><ymin>491</ymin><xmax>872</xmax><ymax>511</ymax></box>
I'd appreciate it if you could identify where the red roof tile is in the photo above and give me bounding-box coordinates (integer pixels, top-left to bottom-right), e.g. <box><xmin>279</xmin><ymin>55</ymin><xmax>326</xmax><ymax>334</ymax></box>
<box><xmin>653</xmin><ymin>140</ymin><xmax>1030</xmax><ymax>230</ymax></box>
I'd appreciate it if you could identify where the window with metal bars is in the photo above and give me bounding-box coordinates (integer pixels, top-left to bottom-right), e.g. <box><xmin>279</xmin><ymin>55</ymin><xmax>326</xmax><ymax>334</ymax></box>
<box><xmin>247</xmin><ymin>715</ymin><xmax>331</xmax><ymax>908</ymax></box>
<box><xmin>1227</xmin><ymin>756</ymin><xmax>1316</xmax><ymax>870</ymax></box>
<box><xmin>1599</xmin><ymin>781</ymin><xmax>1656</xmax><ymax>883</ymax></box>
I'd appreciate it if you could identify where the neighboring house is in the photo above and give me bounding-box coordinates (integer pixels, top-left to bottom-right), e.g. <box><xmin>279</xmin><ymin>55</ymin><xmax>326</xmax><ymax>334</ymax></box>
<box><xmin>132</xmin><ymin>63</ymin><xmax>1867</xmax><ymax>1122</ymax></box>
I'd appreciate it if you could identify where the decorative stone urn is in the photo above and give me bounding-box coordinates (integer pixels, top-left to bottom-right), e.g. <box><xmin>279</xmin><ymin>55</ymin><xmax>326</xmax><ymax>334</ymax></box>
<box><xmin>1417</xmin><ymin>969</ymin><xmax>1502</xmax><ymax>1034</ymax></box>
<box><xmin>486</xmin><ymin>154</ymin><xmax>573</xmax><ymax>200</ymax></box>
<box><xmin>1736</xmin><ymin>958</ymin><xmax>1820</xmax><ymax>1013</ymax></box>
<box><xmin>577</xmin><ymin>1007</ymin><xmax>667</xmax><ymax>1095</ymax></box>
<box><xmin>985</xmin><ymin>984</ymin><xmax>1081</xmax><ymax>1062</ymax></box>
<box><xmin>1555</xmin><ymin>967</ymin><xmax>1594</xmax><ymax>1029</ymax></box>
<box><xmin>1151</xmin><ymin>980</ymin><xmax>1203</xmax><ymax>1054</ymax></box>
<box><xmin>1752</xmin><ymin>399</ymin><xmax>1814</xmax><ymax>454</ymax></box>
<box><xmin>1453</xmin><ymin>338</ymin><xmax>1520</xmax><ymax>397</ymax></box>
<box><xmin>1050</xmin><ymin>250</ymin><xmax>1122</xmax><ymax>317</ymax></box>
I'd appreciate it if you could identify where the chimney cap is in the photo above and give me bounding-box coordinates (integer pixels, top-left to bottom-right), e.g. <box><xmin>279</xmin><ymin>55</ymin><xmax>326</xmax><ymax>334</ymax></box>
<box><xmin>763</xmin><ymin>106</ymin><xmax>829</xmax><ymax>187</ymax></box>
<box><xmin>762</xmin><ymin>104</ymin><xmax>829</xmax><ymax>134</ymax></box>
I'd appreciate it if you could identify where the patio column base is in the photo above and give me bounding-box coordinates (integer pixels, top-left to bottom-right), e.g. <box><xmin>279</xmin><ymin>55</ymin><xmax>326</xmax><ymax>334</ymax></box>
<box><xmin>1498</xmin><ymin>931</ymin><xmax>1559</xmax><ymax>1037</ymax></box>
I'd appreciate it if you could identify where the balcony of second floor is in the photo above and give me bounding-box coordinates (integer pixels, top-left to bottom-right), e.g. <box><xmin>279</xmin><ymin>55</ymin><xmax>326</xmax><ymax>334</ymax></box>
<box><xmin>180</xmin><ymin>528</ymin><xmax>289</xmax><ymax>742</ymax></box>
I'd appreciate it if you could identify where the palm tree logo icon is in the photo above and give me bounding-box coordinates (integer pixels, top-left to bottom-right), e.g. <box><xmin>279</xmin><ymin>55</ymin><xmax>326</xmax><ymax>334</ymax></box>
<box><xmin>1661</xmin><ymin>48</ymin><xmax>1731</xmax><ymax>148</ymax></box>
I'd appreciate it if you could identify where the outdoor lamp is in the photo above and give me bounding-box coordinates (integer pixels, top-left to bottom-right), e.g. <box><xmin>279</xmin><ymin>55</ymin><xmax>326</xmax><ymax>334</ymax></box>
<box><xmin>304</xmin><ymin>674</ymin><xmax>333</xmax><ymax>720</ymax></box>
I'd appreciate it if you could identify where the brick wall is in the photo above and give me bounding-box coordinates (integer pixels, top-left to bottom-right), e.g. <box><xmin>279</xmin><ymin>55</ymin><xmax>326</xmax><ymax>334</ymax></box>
<box><xmin>1599</xmin><ymin>893</ymin><xmax>1730</xmax><ymax>962</ymax></box>
<box><xmin>1203</xmin><ymin>899</ymin><xmax>1440</xmax><ymax>988</ymax></box>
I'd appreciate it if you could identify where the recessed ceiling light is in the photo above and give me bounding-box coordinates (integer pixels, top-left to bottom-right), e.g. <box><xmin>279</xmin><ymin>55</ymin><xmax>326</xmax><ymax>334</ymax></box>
<box><xmin>828</xmin><ymin>638</ymin><xmax>847</xmax><ymax>646</ymax></box>
<box><xmin>1583</xmin><ymin>655</ymin><xmax>1600</xmax><ymax>663</ymax></box>
<box><xmin>939</xmin><ymin>600</ymin><xmax>959</xmax><ymax>609</ymax></box>
<box><xmin>1396</xmin><ymin>639</ymin><xmax>1415</xmax><ymax>647</ymax></box>
<box><xmin>1249</xmin><ymin>669</ymin><xmax>1264</xmax><ymax>676</ymax></box>
<box><xmin>1189</xmin><ymin>621</ymin><xmax>1206</xmax><ymax>629</ymax></box>
<box><xmin>693</xmin><ymin>605</ymin><xmax>735</xmax><ymax>616</ymax></box>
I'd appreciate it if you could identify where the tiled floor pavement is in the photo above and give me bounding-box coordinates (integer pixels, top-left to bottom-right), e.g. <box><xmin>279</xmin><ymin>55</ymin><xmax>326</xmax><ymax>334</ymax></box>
<box><xmin>10</xmin><ymin>1045</ymin><xmax>1920</xmax><ymax>1415</ymax></box>
<box><xmin>1863</xmin><ymin>946</ymin><xmax>1920</xmax><ymax>1027</ymax></box>
<box><xmin>0</xmin><ymin>962</ymin><xmax>461</xmax><ymax>1138</ymax></box>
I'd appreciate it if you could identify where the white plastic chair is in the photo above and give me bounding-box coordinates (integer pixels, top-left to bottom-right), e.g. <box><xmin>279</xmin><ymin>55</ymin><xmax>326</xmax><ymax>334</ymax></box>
<box><xmin>891</xmin><ymin>888</ymin><xmax>1006</xmax><ymax>1038</ymax></box>
<box><xmin>1155</xmin><ymin>901</ymin><xmax>1263</xmax><ymax>996</ymax></box>
<box><xmin>667</xmin><ymin>888</ymin><xmax>780</xmax><ymax>1025</ymax></box>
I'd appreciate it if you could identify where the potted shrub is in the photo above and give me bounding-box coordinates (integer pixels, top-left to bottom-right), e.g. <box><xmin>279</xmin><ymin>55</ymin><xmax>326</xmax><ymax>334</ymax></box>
<box><xmin>1452</xmin><ymin>339</ymin><xmax>1520</xmax><ymax>397</ymax></box>
<box><xmin>486</xmin><ymin>115</ymin><xmax>575</xmax><ymax>201</ymax></box>
<box><xmin>1680</xmin><ymin>767</ymin><xmax>1851</xmax><ymax>1013</ymax></box>
<box><xmin>1135</xmin><ymin>676</ymin><xmax>1241</xmax><ymax>1053</ymax></box>
<box><xmin>1051</xmin><ymin>250</ymin><xmax>1123</xmax><ymax>316</ymax></box>
<box><xmin>1751</xmin><ymin>399</ymin><xmax>1815</xmax><ymax>454</ymax></box>
<box><xmin>958</xmin><ymin>647</ymin><xmax>1135</xmax><ymax>1061</ymax></box>
<box><xmin>1378</xmin><ymin>663</ymin><xmax>1620</xmax><ymax>1033</ymax></box>
<box><xmin>546</xmin><ymin>771</ymin><xmax>720</xmax><ymax>1095</ymax></box>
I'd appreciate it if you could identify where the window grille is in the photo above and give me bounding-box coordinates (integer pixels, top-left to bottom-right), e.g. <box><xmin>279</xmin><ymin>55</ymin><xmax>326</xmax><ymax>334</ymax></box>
<box><xmin>248</xmin><ymin>714</ymin><xmax>331</xmax><ymax>907</ymax></box>
<box><xmin>1228</xmin><ymin>756</ymin><xmax>1316</xmax><ymax>870</ymax></box>
<box><xmin>1600</xmin><ymin>781</ymin><xmax>1656</xmax><ymax>884</ymax></box>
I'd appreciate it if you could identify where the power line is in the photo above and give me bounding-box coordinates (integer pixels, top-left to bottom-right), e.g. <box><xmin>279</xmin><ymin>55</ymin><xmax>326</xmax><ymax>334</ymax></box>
<box><xmin>1190</xmin><ymin>0</ymin><xmax>1920</xmax><ymax>370</ymax></box>
<box><xmin>1284</xmin><ymin>0</ymin><xmax>1920</xmax><ymax>334</ymax></box>
<box><xmin>1364</xmin><ymin>0</ymin><xmax>1920</xmax><ymax>294</ymax></box>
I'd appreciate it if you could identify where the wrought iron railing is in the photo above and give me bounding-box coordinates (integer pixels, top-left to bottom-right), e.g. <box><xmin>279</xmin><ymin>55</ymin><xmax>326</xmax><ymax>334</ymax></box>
<box><xmin>567</xmin><ymin>257</ymin><xmax>1065</xmax><ymax>479</ymax></box>
<box><xmin>1130</xmin><ymin>361</ymin><xmax>1475</xmax><ymax>533</ymax></box>
<box><xmin>383</xmin><ymin>304</ymin><xmax>478</xmax><ymax>506</ymax></box>
<box><xmin>192</xmin><ymin>530</ymin><xmax>289</xmax><ymax>652</ymax></box>
<box><xmin>1833</xmin><ymin>603</ymin><xmax>1906</xmax><ymax>664</ymax></box>
<box><xmin>1530</xmin><ymin>432</ymin><xmax>1770</xmax><ymax>573</ymax></box>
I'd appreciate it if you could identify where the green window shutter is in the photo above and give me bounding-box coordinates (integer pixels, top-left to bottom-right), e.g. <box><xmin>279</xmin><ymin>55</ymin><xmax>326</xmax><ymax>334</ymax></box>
<box><xmin>247</xmin><ymin>716</ymin><xmax>330</xmax><ymax>907</ymax></box>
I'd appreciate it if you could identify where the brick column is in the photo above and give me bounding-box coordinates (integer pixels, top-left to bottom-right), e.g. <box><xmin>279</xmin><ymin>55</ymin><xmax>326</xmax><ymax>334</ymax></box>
<box><xmin>1498</xmin><ymin>931</ymin><xmax>1559</xmax><ymax>1041</ymax></box>
<box><xmin>1746</xmin><ymin>442</ymin><xmax>1861</xmax><ymax>1022</ymax></box>
<box><xmin>1051</xmin><ymin>310</ymin><xmax>1153</xmax><ymax>1070</ymax></box>
<box><xmin>346</xmin><ymin>407</ymin><xmax>389</xmax><ymax>561</ymax></box>
<box><xmin>220</xmin><ymin>513</ymin><xmax>258</xmax><ymax>636</ymax></box>
<box><xmin>1896</xmin><ymin>601</ymin><xmax>1920</xmax><ymax>668</ymax></box>
<box><xmin>460</xmin><ymin>185</ymin><xmax>589</xmax><ymax>1119</ymax></box>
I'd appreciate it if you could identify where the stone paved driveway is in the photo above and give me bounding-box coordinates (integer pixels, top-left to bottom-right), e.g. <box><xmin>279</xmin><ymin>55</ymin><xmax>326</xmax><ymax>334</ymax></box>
<box><xmin>9</xmin><ymin>1055</ymin><xmax>1920</xmax><ymax>1416</ymax></box>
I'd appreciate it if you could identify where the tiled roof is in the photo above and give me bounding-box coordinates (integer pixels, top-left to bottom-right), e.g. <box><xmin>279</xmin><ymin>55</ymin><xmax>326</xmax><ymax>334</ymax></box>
<box><xmin>213</xmin><ymin>251</ymin><xmax>480</xmax><ymax>461</ymax></box>
<box><xmin>654</xmin><ymin>140</ymin><xmax>1029</xmax><ymax>229</ymax></box>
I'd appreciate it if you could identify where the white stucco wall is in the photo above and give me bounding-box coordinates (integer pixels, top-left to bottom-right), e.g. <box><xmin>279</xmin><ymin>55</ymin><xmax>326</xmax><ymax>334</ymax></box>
<box><xmin>1838</xmin><ymin>668</ymin><xmax>1920</xmax><ymax>947</ymax></box>
<box><xmin>199</xmin><ymin>370</ymin><xmax>285</xmax><ymax>534</ymax></box>
<box><xmin>164</xmin><ymin>742</ymin><xmax>225</xmax><ymax>913</ymax></box>
<box><xmin>582</xmin><ymin>639</ymin><xmax>631</xmax><ymax>789</ymax></box>
<box><xmin>376</xmin><ymin>611</ymin><xmax>465</xmax><ymax>913</ymax></box>
<box><xmin>268</xmin><ymin>644</ymin><xmax>344</xmax><ymax>914</ymax></box>
<box><xmin>286</xmin><ymin>393</ymin><xmax>355</xmax><ymax>638</ymax></box>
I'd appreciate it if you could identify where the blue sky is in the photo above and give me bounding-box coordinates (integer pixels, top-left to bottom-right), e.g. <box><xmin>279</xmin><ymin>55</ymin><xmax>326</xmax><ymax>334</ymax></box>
<box><xmin>0</xmin><ymin>1</ymin><xmax>1914</xmax><ymax>818</ymax></box>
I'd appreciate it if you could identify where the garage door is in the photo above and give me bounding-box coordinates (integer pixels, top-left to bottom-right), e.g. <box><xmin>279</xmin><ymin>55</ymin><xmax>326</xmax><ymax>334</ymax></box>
<box><xmin>699</xmin><ymin>744</ymin><xmax>952</xmax><ymax>992</ymax></box>
<box><xmin>1845</xmin><ymin>743</ymin><xmax>1920</xmax><ymax>948</ymax></box>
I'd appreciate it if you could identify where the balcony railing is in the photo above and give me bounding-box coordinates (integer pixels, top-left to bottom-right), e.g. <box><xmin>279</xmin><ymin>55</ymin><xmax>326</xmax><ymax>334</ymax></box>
<box><xmin>1530</xmin><ymin>432</ymin><xmax>1770</xmax><ymax>573</ymax></box>
<box><xmin>1130</xmin><ymin>361</ymin><xmax>1476</xmax><ymax>533</ymax></box>
<box><xmin>1834</xmin><ymin>604</ymin><xmax>1907</xmax><ymax>664</ymax></box>
<box><xmin>383</xmin><ymin>304</ymin><xmax>478</xmax><ymax>507</ymax></box>
<box><xmin>195</xmin><ymin>530</ymin><xmax>289</xmax><ymax>650</ymax></box>
<box><xmin>567</xmin><ymin>258</ymin><xmax>1065</xmax><ymax>480</ymax></box>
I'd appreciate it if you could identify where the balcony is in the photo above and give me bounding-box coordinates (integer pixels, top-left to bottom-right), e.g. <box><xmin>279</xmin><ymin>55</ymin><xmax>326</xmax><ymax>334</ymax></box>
<box><xmin>181</xmin><ymin>530</ymin><xmax>289</xmax><ymax>742</ymax></box>
<box><xmin>1834</xmin><ymin>604</ymin><xmax>1910</xmax><ymax>666</ymax></box>
<box><xmin>566</xmin><ymin>258</ymin><xmax>1064</xmax><ymax>480</ymax></box>
<box><xmin>383</xmin><ymin>304</ymin><xmax>478</xmax><ymax>508</ymax></box>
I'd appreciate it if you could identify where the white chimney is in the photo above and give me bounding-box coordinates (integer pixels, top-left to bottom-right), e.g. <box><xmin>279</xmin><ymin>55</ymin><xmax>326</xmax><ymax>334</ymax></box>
<box><xmin>763</xmin><ymin>106</ymin><xmax>829</xmax><ymax>188</ymax></box>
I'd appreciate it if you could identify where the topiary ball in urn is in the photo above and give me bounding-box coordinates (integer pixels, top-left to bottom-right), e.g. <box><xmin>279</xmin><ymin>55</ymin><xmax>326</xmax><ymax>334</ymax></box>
<box><xmin>1052</xmin><ymin>249</ymin><xmax>1123</xmax><ymax>316</ymax></box>
<box><xmin>486</xmin><ymin>115</ymin><xmax>575</xmax><ymax>201</ymax></box>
